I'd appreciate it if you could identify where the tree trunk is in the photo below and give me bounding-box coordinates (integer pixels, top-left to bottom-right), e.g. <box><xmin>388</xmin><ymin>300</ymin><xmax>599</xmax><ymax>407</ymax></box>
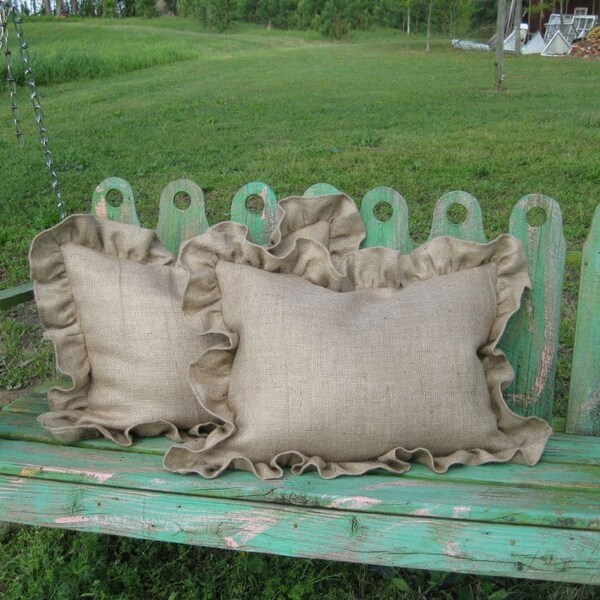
<box><xmin>426</xmin><ymin>0</ymin><xmax>433</xmax><ymax>53</ymax></box>
<box><xmin>514</xmin><ymin>0</ymin><xmax>523</xmax><ymax>55</ymax></box>
<box><xmin>495</xmin><ymin>0</ymin><xmax>507</xmax><ymax>90</ymax></box>
<box><xmin>42</xmin><ymin>0</ymin><xmax>51</xmax><ymax>14</ymax></box>
<box><xmin>56</xmin><ymin>0</ymin><xmax>62</xmax><ymax>15</ymax></box>
<box><xmin>71</xmin><ymin>0</ymin><xmax>77</xmax><ymax>14</ymax></box>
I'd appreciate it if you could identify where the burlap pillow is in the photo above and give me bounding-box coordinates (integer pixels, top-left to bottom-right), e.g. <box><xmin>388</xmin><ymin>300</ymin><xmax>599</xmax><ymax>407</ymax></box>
<box><xmin>30</xmin><ymin>194</ymin><xmax>364</xmax><ymax>445</ymax></box>
<box><xmin>164</xmin><ymin>229</ymin><xmax>552</xmax><ymax>479</ymax></box>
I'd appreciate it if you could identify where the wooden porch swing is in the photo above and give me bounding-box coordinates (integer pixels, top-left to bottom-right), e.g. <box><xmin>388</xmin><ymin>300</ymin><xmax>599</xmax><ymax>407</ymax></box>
<box><xmin>0</xmin><ymin>3</ymin><xmax>599</xmax><ymax>587</ymax></box>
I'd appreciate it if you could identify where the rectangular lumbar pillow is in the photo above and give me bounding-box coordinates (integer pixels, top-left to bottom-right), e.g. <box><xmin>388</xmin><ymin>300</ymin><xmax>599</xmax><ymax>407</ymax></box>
<box><xmin>31</xmin><ymin>194</ymin><xmax>365</xmax><ymax>445</ymax></box>
<box><xmin>164</xmin><ymin>228</ymin><xmax>552</xmax><ymax>479</ymax></box>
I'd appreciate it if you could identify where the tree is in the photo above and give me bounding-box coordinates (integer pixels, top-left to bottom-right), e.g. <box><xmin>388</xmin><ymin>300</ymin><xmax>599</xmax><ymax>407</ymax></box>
<box><xmin>104</xmin><ymin>0</ymin><xmax>117</xmax><ymax>16</ymax></box>
<box><xmin>425</xmin><ymin>0</ymin><xmax>433</xmax><ymax>52</ymax></box>
<box><xmin>135</xmin><ymin>0</ymin><xmax>158</xmax><ymax>17</ymax></box>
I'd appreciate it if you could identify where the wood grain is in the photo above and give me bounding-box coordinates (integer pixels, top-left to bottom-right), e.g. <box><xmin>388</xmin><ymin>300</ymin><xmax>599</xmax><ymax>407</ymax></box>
<box><xmin>360</xmin><ymin>187</ymin><xmax>413</xmax><ymax>253</ymax></box>
<box><xmin>156</xmin><ymin>179</ymin><xmax>209</xmax><ymax>255</ymax></box>
<box><xmin>501</xmin><ymin>195</ymin><xmax>566</xmax><ymax>421</ymax></box>
<box><xmin>567</xmin><ymin>204</ymin><xmax>600</xmax><ymax>435</ymax></box>
<box><xmin>0</xmin><ymin>281</ymin><xmax>34</xmax><ymax>311</ymax></box>
<box><xmin>91</xmin><ymin>177</ymin><xmax>140</xmax><ymax>225</ymax></box>
<box><xmin>1</xmin><ymin>475</ymin><xmax>598</xmax><ymax>583</ymax></box>
<box><xmin>1</xmin><ymin>439</ymin><xmax>599</xmax><ymax>531</ymax></box>
<box><xmin>429</xmin><ymin>191</ymin><xmax>487</xmax><ymax>243</ymax></box>
<box><xmin>303</xmin><ymin>183</ymin><xmax>340</xmax><ymax>196</ymax></box>
<box><xmin>230</xmin><ymin>182</ymin><xmax>277</xmax><ymax>245</ymax></box>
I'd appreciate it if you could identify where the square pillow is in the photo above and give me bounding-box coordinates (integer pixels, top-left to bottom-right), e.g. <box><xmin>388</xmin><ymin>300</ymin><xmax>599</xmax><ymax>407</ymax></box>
<box><xmin>30</xmin><ymin>194</ymin><xmax>364</xmax><ymax>445</ymax></box>
<box><xmin>164</xmin><ymin>229</ymin><xmax>552</xmax><ymax>479</ymax></box>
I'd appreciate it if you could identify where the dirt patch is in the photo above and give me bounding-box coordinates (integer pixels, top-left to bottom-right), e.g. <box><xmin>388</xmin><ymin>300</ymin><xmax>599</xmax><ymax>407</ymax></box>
<box><xmin>0</xmin><ymin>388</ymin><xmax>30</xmax><ymax>408</ymax></box>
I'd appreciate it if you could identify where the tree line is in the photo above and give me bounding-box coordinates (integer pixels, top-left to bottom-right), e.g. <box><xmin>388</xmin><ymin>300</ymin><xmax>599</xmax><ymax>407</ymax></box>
<box><xmin>23</xmin><ymin>0</ymin><xmax>502</xmax><ymax>39</ymax></box>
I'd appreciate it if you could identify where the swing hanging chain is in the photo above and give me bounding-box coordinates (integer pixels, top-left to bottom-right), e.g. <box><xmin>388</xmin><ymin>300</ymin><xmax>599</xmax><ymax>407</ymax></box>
<box><xmin>0</xmin><ymin>0</ymin><xmax>23</xmax><ymax>146</ymax></box>
<box><xmin>1</xmin><ymin>0</ymin><xmax>66</xmax><ymax>220</ymax></box>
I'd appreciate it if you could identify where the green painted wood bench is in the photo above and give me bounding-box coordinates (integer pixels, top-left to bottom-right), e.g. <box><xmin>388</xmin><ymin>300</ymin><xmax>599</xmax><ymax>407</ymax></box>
<box><xmin>1</xmin><ymin>178</ymin><xmax>599</xmax><ymax>585</ymax></box>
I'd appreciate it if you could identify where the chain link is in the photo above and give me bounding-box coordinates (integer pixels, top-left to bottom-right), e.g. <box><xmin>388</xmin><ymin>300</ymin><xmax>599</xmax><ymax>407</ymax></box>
<box><xmin>1</xmin><ymin>1</ymin><xmax>66</xmax><ymax>219</ymax></box>
<box><xmin>0</xmin><ymin>0</ymin><xmax>23</xmax><ymax>146</ymax></box>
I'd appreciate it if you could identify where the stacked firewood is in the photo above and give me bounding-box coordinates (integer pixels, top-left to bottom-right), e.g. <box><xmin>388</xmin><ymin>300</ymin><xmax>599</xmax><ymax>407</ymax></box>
<box><xmin>570</xmin><ymin>26</ymin><xmax>600</xmax><ymax>58</ymax></box>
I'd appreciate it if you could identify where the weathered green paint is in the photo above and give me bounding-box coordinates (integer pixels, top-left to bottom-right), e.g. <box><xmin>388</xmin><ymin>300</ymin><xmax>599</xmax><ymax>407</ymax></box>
<box><xmin>501</xmin><ymin>195</ymin><xmax>566</xmax><ymax>421</ymax></box>
<box><xmin>1</xmin><ymin>474</ymin><xmax>598</xmax><ymax>583</ymax></box>
<box><xmin>156</xmin><ymin>179</ymin><xmax>209</xmax><ymax>255</ymax></box>
<box><xmin>3</xmin><ymin>405</ymin><xmax>600</xmax><ymax>485</ymax></box>
<box><xmin>1</xmin><ymin>439</ymin><xmax>599</xmax><ymax>531</ymax></box>
<box><xmin>360</xmin><ymin>187</ymin><xmax>413</xmax><ymax>253</ymax></box>
<box><xmin>428</xmin><ymin>191</ymin><xmax>487</xmax><ymax>243</ymax></box>
<box><xmin>567</xmin><ymin>204</ymin><xmax>600</xmax><ymax>436</ymax></box>
<box><xmin>3</xmin><ymin>180</ymin><xmax>600</xmax><ymax>584</ymax></box>
<box><xmin>0</xmin><ymin>281</ymin><xmax>34</xmax><ymax>311</ymax></box>
<box><xmin>230</xmin><ymin>182</ymin><xmax>277</xmax><ymax>245</ymax></box>
<box><xmin>91</xmin><ymin>177</ymin><xmax>140</xmax><ymax>225</ymax></box>
<box><xmin>0</xmin><ymin>411</ymin><xmax>172</xmax><ymax>455</ymax></box>
<box><xmin>4</xmin><ymin>399</ymin><xmax>600</xmax><ymax>470</ymax></box>
<box><xmin>303</xmin><ymin>183</ymin><xmax>340</xmax><ymax>196</ymax></box>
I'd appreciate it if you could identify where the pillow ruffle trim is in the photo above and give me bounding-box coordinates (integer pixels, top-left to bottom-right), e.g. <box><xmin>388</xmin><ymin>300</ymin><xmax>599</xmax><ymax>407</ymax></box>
<box><xmin>164</xmin><ymin>228</ymin><xmax>553</xmax><ymax>479</ymax></box>
<box><xmin>29</xmin><ymin>214</ymin><xmax>212</xmax><ymax>446</ymax></box>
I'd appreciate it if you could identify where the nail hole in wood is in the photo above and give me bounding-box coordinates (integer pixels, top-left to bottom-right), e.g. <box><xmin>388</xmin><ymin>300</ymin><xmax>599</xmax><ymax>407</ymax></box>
<box><xmin>373</xmin><ymin>201</ymin><xmax>393</xmax><ymax>222</ymax></box>
<box><xmin>447</xmin><ymin>203</ymin><xmax>467</xmax><ymax>225</ymax></box>
<box><xmin>245</xmin><ymin>194</ymin><xmax>264</xmax><ymax>215</ymax></box>
<box><xmin>526</xmin><ymin>206</ymin><xmax>547</xmax><ymax>228</ymax></box>
<box><xmin>106</xmin><ymin>189</ymin><xmax>123</xmax><ymax>208</ymax></box>
<box><xmin>174</xmin><ymin>191</ymin><xmax>192</xmax><ymax>210</ymax></box>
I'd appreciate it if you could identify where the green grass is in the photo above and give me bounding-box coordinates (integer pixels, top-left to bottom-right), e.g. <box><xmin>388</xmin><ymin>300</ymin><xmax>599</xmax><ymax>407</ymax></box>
<box><xmin>0</xmin><ymin>17</ymin><xmax>599</xmax><ymax>599</ymax></box>
<box><xmin>0</xmin><ymin>525</ymin><xmax>597</xmax><ymax>600</ymax></box>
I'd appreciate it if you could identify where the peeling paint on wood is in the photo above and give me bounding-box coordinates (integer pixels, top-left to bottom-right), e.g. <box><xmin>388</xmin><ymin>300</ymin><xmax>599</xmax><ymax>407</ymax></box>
<box><xmin>501</xmin><ymin>194</ymin><xmax>566</xmax><ymax>421</ymax></box>
<box><xmin>20</xmin><ymin>465</ymin><xmax>114</xmax><ymax>483</ymax></box>
<box><xmin>230</xmin><ymin>182</ymin><xmax>277</xmax><ymax>245</ymax></box>
<box><xmin>222</xmin><ymin>514</ymin><xmax>279</xmax><ymax>549</ymax></box>
<box><xmin>2</xmin><ymin>475</ymin><xmax>599</xmax><ymax>584</ymax></box>
<box><xmin>2</xmin><ymin>184</ymin><xmax>600</xmax><ymax>586</ymax></box>
<box><xmin>360</xmin><ymin>187</ymin><xmax>412</xmax><ymax>253</ymax></box>
<box><xmin>156</xmin><ymin>179</ymin><xmax>209</xmax><ymax>255</ymax></box>
<box><xmin>567</xmin><ymin>204</ymin><xmax>600</xmax><ymax>435</ymax></box>
<box><xmin>429</xmin><ymin>191</ymin><xmax>487</xmax><ymax>243</ymax></box>
<box><xmin>327</xmin><ymin>496</ymin><xmax>382</xmax><ymax>510</ymax></box>
<box><xmin>91</xmin><ymin>177</ymin><xmax>140</xmax><ymax>226</ymax></box>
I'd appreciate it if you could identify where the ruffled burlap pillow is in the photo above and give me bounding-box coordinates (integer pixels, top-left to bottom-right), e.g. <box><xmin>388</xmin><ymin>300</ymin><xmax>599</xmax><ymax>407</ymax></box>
<box><xmin>164</xmin><ymin>228</ymin><xmax>552</xmax><ymax>479</ymax></box>
<box><xmin>30</xmin><ymin>194</ymin><xmax>364</xmax><ymax>445</ymax></box>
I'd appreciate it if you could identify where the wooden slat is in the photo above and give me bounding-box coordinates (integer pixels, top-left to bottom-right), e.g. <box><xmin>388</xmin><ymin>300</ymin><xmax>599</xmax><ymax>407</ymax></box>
<box><xmin>230</xmin><ymin>182</ymin><xmax>277</xmax><ymax>245</ymax></box>
<box><xmin>0</xmin><ymin>281</ymin><xmax>34</xmax><ymax>311</ymax></box>
<box><xmin>501</xmin><ymin>195</ymin><xmax>566</xmax><ymax>421</ymax></box>
<box><xmin>429</xmin><ymin>191</ymin><xmax>487</xmax><ymax>243</ymax></box>
<box><xmin>303</xmin><ymin>183</ymin><xmax>340</xmax><ymax>196</ymax></box>
<box><xmin>0</xmin><ymin>411</ymin><xmax>172</xmax><ymax>455</ymax></box>
<box><xmin>359</xmin><ymin>187</ymin><xmax>413</xmax><ymax>252</ymax></box>
<box><xmin>2</xmin><ymin>407</ymin><xmax>600</xmax><ymax>481</ymax></box>
<box><xmin>567</xmin><ymin>204</ymin><xmax>600</xmax><ymax>436</ymax></box>
<box><xmin>91</xmin><ymin>177</ymin><xmax>140</xmax><ymax>225</ymax></box>
<box><xmin>4</xmin><ymin>392</ymin><xmax>600</xmax><ymax>466</ymax></box>
<box><xmin>156</xmin><ymin>179</ymin><xmax>209</xmax><ymax>255</ymax></box>
<box><xmin>0</xmin><ymin>475</ymin><xmax>598</xmax><ymax>583</ymax></box>
<box><xmin>1</xmin><ymin>439</ymin><xmax>599</xmax><ymax>531</ymax></box>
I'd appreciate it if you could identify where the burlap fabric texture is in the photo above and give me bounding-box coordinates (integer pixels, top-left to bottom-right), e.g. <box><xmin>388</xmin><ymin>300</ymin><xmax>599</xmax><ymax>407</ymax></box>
<box><xmin>30</xmin><ymin>193</ymin><xmax>364</xmax><ymax>445</ymax></box>
<box><xmin>164</xmin><ymin>223</ymin><xmax>553</xmax><ymax>479</ymax></box>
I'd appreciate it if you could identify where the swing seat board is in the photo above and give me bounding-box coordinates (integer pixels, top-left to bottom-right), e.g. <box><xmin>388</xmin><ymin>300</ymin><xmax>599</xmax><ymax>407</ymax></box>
<box><xmin>1</xmin><ymin>388</ymin><xmax>599</xmax><ymax>584</ymax></box>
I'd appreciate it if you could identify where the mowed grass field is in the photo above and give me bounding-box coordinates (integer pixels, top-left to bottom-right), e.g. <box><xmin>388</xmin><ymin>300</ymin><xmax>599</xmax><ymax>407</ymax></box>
<box><xmin>0</xmin><ymin>17</ymin><xmax>599</xmax><ymax>599</ymax></box>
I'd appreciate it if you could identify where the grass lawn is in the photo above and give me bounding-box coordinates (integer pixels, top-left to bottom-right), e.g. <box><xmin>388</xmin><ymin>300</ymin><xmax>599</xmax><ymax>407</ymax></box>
<box><xmin>0</xmin><ymin>17</ymin><xmax>599</xmax><ymax>599</ymax></box>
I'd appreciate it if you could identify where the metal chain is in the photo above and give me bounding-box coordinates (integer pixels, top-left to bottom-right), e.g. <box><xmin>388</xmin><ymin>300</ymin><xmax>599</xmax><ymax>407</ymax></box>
<box><xmin>1</xmin><ymin>1</ymin><xmax>66</xmax><ymax>219</ymax></box>
<box><xmin>0</xmin><ymin>0</ymin><xmax>23</xmax><ymax>146</ymax></box>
